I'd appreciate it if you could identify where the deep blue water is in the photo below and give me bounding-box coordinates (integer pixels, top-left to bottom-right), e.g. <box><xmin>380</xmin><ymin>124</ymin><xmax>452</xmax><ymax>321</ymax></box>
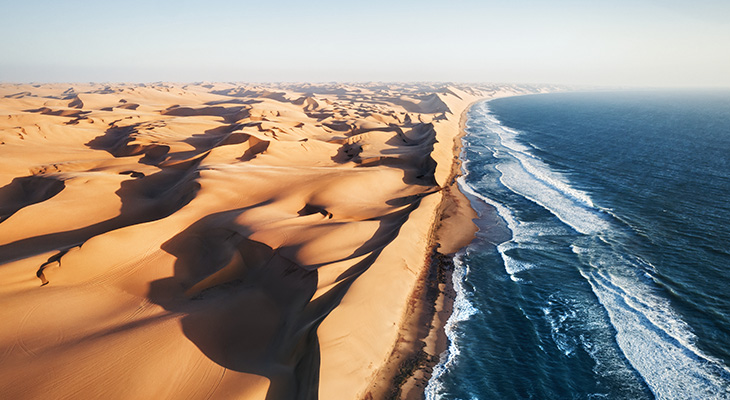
<box><xmin>426</xmin><ymin>91</ymin><xmax>730</xmax><ymax>399</ymax></box>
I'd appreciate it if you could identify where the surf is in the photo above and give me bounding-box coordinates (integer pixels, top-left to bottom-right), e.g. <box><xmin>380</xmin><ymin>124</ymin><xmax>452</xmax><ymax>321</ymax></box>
<box><xmin>427</xmin><ymin>95</ymin><xmax>730</xmax><ymax>399</ymax></box>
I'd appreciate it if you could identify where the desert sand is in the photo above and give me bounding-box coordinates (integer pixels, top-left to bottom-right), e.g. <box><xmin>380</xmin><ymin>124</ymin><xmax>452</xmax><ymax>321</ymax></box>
<box><xmin>0</xmin><ymin>82</ymin><xmax>541</xmax><ymax>399</ymax></box>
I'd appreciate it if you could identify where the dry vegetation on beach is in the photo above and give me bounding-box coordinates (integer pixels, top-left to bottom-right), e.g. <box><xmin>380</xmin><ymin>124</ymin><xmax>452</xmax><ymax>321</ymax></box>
<box><xmin>0</xmin><ymin>82</ymin><xmax>544</xmax><ymax>399</ymax></box>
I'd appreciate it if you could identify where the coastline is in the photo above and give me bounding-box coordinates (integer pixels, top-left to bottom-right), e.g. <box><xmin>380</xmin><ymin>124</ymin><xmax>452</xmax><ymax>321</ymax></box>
<box><xmin>400</xmin><ymin>89</ymin><xmax>730</xmax><ymax>400</ymax></box>
<box><xmin>370</xmin><ymin>89</ymin><xmax>548</xmax><ymax>399</ymax></box>
<box><xmin>0</xmin><ymin>83</ymin><xmax>540</xmax><ymax>400</ymax></box>
<box><xmin>363</xmin><ymin>99</ymin><xmax>481</xmax><ymax>399</ymax></box>
<box><xmin>405</xmin><ymin>99</ymin><xmax>485</xmax><ymax>398</ymax></box>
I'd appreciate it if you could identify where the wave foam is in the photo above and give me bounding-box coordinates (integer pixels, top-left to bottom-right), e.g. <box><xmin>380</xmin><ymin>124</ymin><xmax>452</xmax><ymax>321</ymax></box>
<box><xmin>580</xmin><ymin>254</ymin><xmax>730</xmax><ymax>400</ymax></box>
<box><xmin>425</xmin><ymin>252</ymin><xmax>476</xmax><ymax>399</ymax></box>
<box><xmin>466</xmin><ymin>100</ymin><xmax>730</xmax><ymax>399</ymax></box>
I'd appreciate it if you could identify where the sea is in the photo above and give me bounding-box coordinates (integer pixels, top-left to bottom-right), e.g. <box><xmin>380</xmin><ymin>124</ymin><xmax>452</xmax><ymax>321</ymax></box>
<box><xmin>425</xmin><ymin>90</ymin><xmax>730</xmax><ymax>399</ymax></box>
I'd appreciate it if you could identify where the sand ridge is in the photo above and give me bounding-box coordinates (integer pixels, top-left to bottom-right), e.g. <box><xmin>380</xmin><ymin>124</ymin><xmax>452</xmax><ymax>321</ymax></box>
<box><xmin>0</xmin><ymin>82</ymin><xmax>549</xmax><ymax>399</ymax></box>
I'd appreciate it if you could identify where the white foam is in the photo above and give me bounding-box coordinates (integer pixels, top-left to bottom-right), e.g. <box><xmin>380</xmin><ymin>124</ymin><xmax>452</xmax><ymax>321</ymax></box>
<box><xmin>458</xmin><ymin>176</ymin><xmax>538</xmax><ymax>281</ymax></box>
<box><xmin>543</xmin><ymin>304</ymin><xmax>578</xmax><ymax>357</ymax></box>
<box><xmin>515</xmin><ymin>151</ymin><xmax>596</xmax><ymax>208</ymax></box>
<box><xmin>579</xmin><ymin>249</ymin><xmax>730</xmax><ymax>400</ymax></box>
<box><xmin>502</xmin><ymin>254</ymin><xmax>535</xmax><ymax>276</ymax></box>
<box><xmin>425</xmin><ymin>251</ymin><xmax>477</xmax><ymax>399</ymax></box>
<box><xmin>570</xmin><ymin>244</ymin><xmax>590</xmax><ymax>255</ymax></box>
<box><xmin>458</xmin><ymin>175</ymin><xmax>518</xmax><ymax>232</ymax></box>
<box><xmin>468</xmin><ymin>100</ymin><xmax>730</xmax><ymax>399</ymax></box>
<box><xmin>495</xmin><ymin>149</ymin><xmax>609</xmax><ymax>236</ymax></box>
<box><xmin>498</xmin><ymin>241</ymin><xmax>536</xmax><ymax>276</ymax></box>
<box><xmin>477</xmin><ymin>103</ymin><xmax>609</xmax><ymax>235</ymax></box>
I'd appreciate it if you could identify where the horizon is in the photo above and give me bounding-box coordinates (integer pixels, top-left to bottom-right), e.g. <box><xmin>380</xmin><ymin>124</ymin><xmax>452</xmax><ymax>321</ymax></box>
<box><xmin>2</xmin><ymin>0</ymin><xmax>729</xmax><ymax>87</ymax></box>
<box><xmin>3</xmin><ymin>81</ymin><xmax>729</xmax><ymax>92</ymax></box>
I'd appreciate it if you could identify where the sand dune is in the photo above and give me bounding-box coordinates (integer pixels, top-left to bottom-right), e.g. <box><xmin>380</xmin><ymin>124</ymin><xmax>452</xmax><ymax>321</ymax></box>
<box><xmin>0</xmin><ymin>82</ymin><xmax>545</xmax><ymax>399</ymax></box>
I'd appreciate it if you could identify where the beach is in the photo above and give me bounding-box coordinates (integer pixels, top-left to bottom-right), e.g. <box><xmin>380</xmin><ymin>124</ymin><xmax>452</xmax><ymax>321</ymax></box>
<box><xmin>0</xmin><ymin>82</ymin><xmax>537</xmax><ymax>399</ymax></box>
<box><xmin>422</xmin><ymin>91</ymin><xmax>730</xmax><ymax>399</ymax></box>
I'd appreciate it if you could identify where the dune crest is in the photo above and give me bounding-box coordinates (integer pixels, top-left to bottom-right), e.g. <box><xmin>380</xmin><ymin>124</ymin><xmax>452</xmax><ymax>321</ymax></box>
<box><xmin>0</xmin><ymin>82</ymin><xmax>548</xmax><ymax>399</ymax></box>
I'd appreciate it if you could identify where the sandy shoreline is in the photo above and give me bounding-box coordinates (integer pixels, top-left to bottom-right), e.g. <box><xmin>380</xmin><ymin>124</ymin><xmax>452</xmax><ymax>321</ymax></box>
<box><xmin>369</xmin><ymin>89</ymin><xmax>561</xmax><ymax>399</ymax></box>
<box><xmin>0</xmin><ymin>82</ymin><xmax>546</xmax><ymax>399</ymax></box>
<box><xmin>363</xmin><ymin>99</ymin><xmax>481</xmax><ymax>399</ymax></box>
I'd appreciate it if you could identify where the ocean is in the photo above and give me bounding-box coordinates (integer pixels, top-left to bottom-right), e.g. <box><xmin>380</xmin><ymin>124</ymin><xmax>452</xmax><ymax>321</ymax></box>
<box><xmin>425</xmin><ymin>90</ymin><xmax>730</xmax><ymax>399</ymax></box>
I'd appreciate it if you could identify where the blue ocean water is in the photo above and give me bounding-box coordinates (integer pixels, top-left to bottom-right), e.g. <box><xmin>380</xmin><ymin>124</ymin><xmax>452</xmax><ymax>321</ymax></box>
<box><xmin>426</xmin><ymin>91</ymin><xmax>730</xmax><ymax>399</ymax></box>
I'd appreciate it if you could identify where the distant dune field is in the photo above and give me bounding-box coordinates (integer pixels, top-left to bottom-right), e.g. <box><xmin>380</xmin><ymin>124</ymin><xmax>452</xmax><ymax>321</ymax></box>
<box><xmin>0</xmin><ymin>82</ymin><xmax>538</xmax><ymax>399</ymax></box>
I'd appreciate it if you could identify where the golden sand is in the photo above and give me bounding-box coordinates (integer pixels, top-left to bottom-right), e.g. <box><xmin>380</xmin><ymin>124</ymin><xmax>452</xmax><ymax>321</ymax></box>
<box><xmin>0</xmin><ymin>82</ymin><xmax>541</xmax><ymax>399</ymax></box>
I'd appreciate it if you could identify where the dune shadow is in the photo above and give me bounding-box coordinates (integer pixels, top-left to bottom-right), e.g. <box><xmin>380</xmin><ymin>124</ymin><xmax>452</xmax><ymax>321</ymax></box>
<box><xmin>0</xmin><ymin>176</ymin><xmax>65</xmax><ymax>224</ymax></box>
<box><xmin>150</xmin><ymin>206</ymin><xmax>378</xmax><ymax>400</ymax></box>
<box><xmin>183</xmin><ymin>123</ymin><xmax>244</xmax><ymax>152</ymax></box>
<box><xmin>85</xmin><ymin>122</ymin><xmax>171</xmax><ymax>164</ymax></box>
<box><xmin>148</xmin><ymin>183</ymin><xmax>430</xmax><ymax>399</ymax></box>
<box><xmin>330</xmin><ymin>121</ymin><xmax>439</xmax><ymax>187</ymax></box>
<box><xmin>331</xmin><ymin>142</ymin><xmax>362</xmax><ymax>164</ymax></box>
<box><xmin>161</xmin><ymin>105</ymin><xmax>251</xmax><ymax>124</ymax></box>
<box><xmin>0</xmin><ymin>156</ymin><xmax>202</xmax><ymax>269</ymax></box>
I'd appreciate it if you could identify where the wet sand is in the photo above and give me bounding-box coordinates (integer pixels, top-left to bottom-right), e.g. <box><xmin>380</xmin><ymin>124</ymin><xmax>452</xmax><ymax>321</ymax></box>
<box><xmin>0</xmin><ymin>82</ymin><xmax>546</xmax><ymax>399</ymax></box>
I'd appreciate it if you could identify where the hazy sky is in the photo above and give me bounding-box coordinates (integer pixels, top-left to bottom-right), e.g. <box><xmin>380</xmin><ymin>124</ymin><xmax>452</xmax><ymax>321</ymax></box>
<box><xmin>1</xmin><ymin>0</ymin><xmax>729</xmax><ymax>86</ymax></box>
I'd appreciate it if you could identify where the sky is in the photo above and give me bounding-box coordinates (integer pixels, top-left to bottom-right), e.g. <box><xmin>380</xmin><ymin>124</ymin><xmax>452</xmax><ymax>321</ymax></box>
<box><xmin>1</xmin><ymin>0</ymin><xmax>729</xmax><ymax>87</ymax></box>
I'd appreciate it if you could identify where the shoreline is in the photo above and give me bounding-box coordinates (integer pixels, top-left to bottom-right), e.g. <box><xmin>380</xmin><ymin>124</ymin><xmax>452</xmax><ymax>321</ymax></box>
<box><xmin>407</xmin><ymin>99</ymin><xmax>484</xmax><ymax>398</ymax></box>
<box><xmin>0</xmin><ymin>83</ymin><xmax>542</xmax><ymax>399</ymax></box>
<box><xmin>371</xmin><ymin>89</ymin><xmax>546</xmax><ymax>399</ymax></box>
<box><xmin>364</xmin><ymin>99</ymin><xmax>482</xmax><ymax>399</ymax></box>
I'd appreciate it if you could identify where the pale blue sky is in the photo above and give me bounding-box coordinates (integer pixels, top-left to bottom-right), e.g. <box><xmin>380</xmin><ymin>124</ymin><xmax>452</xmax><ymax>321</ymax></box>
<box><xmin>1</xmin><ymin>0</ymin><xmax>728</xmax><ymax>86</ymax></box>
